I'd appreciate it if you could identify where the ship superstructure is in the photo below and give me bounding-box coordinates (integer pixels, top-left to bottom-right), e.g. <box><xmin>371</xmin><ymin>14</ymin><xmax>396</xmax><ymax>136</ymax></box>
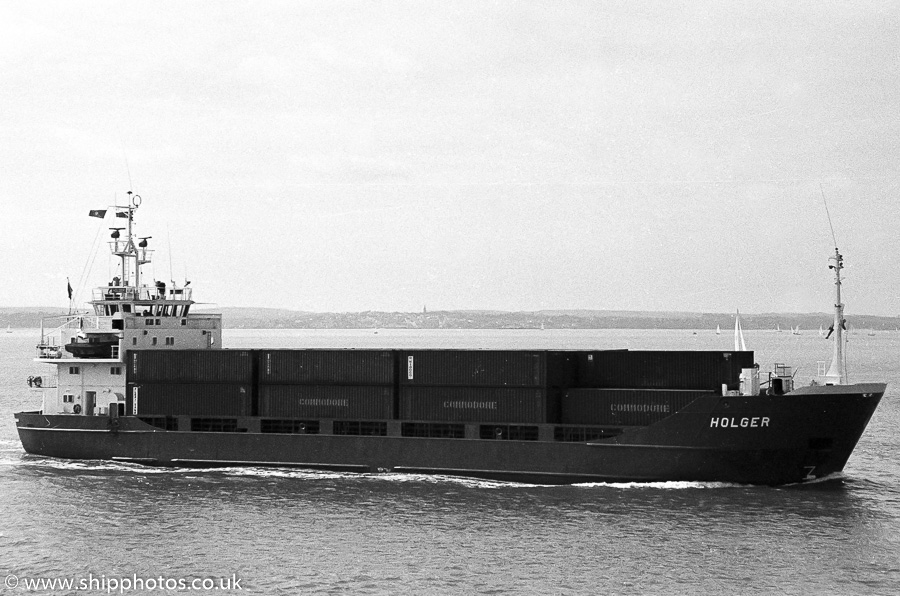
<box><xmin>32</xmin><ymin>193</ymin><xmax>221</xmax><ymax>418</ymax></box>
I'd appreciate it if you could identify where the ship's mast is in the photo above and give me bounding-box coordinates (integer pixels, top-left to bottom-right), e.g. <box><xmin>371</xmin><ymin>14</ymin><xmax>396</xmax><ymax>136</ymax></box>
<box><xmin>129</xmin><ymin>193</ymin><xmax>139</xmax><ymax>290</ymax></box>
<box><xmin>824</xmin><ymin>247</ymin><xmax>846</xmax><ymax>385</ymax></box>
<box><xmin>111</xmin><ymin>192</ymin><xmax>144</xmax><ymax>292</ymax></box>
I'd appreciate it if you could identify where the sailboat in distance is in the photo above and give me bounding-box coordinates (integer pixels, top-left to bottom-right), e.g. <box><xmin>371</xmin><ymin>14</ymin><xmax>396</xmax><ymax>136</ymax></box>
<box><xmin>734</xmin><ymin>310</ymin><xmax>747</xmax><ymax>351</ymax></box>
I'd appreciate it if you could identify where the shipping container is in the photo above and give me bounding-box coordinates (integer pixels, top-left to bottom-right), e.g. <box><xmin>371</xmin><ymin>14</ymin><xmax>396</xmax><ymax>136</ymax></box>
<box><xmin>128</xmin><ymin>350</ymin><xmax>254</xmax><ymax>384</ymax></box>
<box><xmin>128</xmin><ymin>383</ymin><xmax>251</xmax><ymax>416</ymax></box>
<box><xmin>259</xmin><ymin>350</ymin><xmax>394</xmax><ymax>385</ymax></box>
<box><xmin>546</xmin><ymin>351</ymin><xmax>581</xmax><ymax>388</ymax></box>
<box><xmin>561</xmin><ymin>388</ymin><xmax>715</xmax><ymax>426</ymax></box>
<box><xmin>573</xmin><ymin>350</ymin><xmax>754</xmax><ymax>391</ymax></box>
<box><xmin>258</xmin><ymin>385</ymin><xmax>393</xmax><ymax>419</ymax></box>
<box><xmin>400</xmin><ymin>350</ymin><xmax>545</xmax><ymax>387</ymax></box>
<box><xmin>400</xmin><ymin>386</ymin><xmax>547</xmax><ymax>423</ymax></box>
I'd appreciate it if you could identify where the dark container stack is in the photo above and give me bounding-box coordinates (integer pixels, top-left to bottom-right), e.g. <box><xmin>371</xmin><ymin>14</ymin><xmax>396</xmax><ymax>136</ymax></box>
<box><xmin>123</xmin><ymin>348</ymin><xmax>751</xmax><ymax>426</ymax></box>
<box><xmin>258</xmin><ymin>350</ymin><xmax>394</xmax><ymax>419</ymax></box>
<box><xmin>400</xmin><ymin>386</ymin><xmax>546</xmax><ymax>423</ymax></box>
<box><xmin>401</xmin><ymin>350</ymin><xmax>545</xmax><ymax>386</ymax></box>
<box><xmin>399</xmin><ymin>351</ymin><xmax>548</xmax><ymax>423</ymax></box>
<box><xmin>127</xmin><ymin>350</ymin><xmax>254</xmax><ymax>416</ymax></box>
<box><xmin>259</xmin><ymin>350</ymin><xmax>394</xmax><ymax>385</ymax></box>
<box><xmin>258</xmin><ymin>385</ymin><xmax>393</xmax><ymax>419</ymax></box>
<box><xmin>561</xmin><ymin>388</ymin><xmax>715</xmax><ymax>426</ymax></box>
<box><xmin>572</xmin><ymin>350</ymin><xmax>753</xmax><ymax>391</ymax></box>
<box><xmin>129</xmin><ymin>383</ymin><xmax>251</xmax><ymax>416</ymax></box>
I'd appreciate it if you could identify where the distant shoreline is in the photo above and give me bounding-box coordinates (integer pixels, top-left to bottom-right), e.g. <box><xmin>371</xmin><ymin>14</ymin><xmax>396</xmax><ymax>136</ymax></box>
<box><xmin>5</xmin><ymin>307</ymin><xmax>896</xmax><ymax>331</ymax></box>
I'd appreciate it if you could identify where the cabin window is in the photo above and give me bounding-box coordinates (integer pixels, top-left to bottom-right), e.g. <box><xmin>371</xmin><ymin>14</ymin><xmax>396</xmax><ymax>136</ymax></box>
<box><xmin>333</xmin><ymin>421</ymin><xmax>387</xmax><ymax>436</ymax></box>
<box><xmin>553</xmin><ymin>426</ymin><xmax>623</xmax><ymax>442</ymax></box>
<box><xmin>69</xmin><ymin>366</ymin><xmax>80</xmax><ymax>375</ymax></box>
<box><xmin>145</xmin><ymin>319</ymin><xmax>154</xmax><ymax>325</ymax></box>
<box><xmin>122</xmin><ymin>304</ymin><xmax>131</xmax><ymax>313</ymax></box>
<box><xmin>479</xmin><ymin>425</ymin><xmax>539</xmax><ymax>441</ymax></box>
<box><xmin>110</xmin><ymin>367</ymin><xmax>122</xmax><ymax>375</ymax></box>
<box><xmin>261</xmin><ymin>419</ymin><xmax>320</xmax><ymax>434</ymax></box>
<box><xmin>63</xmin><ymin>394</ymin><xmax>74</xmax><ymax>403</ymax></box>
<box><xmin>139</xmin><ymin>416</ymin><xmax>178</xmax><ymax>431</ymax></box>
<box><xmin>151</xmin><ymin>337</ymin><xmax>158</xmax><ymax>346</ymax></box>
<box><xmin>132</xmin><ymin>337</ymin><xmax>137</xmax><ymax>345</ymax></box>
<box><xmin>401</xmin><ymin>423</ymin><xmax>465</xmax><ymax>438</ymax></box>
<box><xmin>181</xmin><ymin>319</ymin><xmax>187</xmax><ymax>326</ymax></box>
<box><xmin>190</xmin><ymin>418</ymin><xmax>239</xmax><ymax>432</ymax></box>
<box><xmin>165</xmin><ymin>337</ymin><xmax>174</xmax><ymax>346</ymax></box>
<box><xmin>155</xmin><ymin>319</ymin><xmax>161</xmax><ymax>325</ymax></box>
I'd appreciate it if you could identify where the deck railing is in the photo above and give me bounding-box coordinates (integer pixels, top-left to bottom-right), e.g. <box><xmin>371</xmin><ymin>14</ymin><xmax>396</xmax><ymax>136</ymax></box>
<box><xmin>92</xmin><ymin>285</ymin><xmax>193</xmax><ymax>302</ymax></box>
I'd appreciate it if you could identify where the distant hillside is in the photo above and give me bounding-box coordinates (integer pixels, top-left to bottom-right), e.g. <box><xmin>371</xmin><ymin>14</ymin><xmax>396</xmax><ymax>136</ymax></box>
<box><xmin>4</xmin><ymin>306</ymin><xmax>898</xmax><ymax>331</ymax></box>
<box><xmin>0</xmin><ymin>307</ymin><xmax>69</xmax><ymax>328</ymax></box>
<box><xmin>205</xmin><ymin>307</ymin><xmax>900</xmax><ymax>331</ymax></box>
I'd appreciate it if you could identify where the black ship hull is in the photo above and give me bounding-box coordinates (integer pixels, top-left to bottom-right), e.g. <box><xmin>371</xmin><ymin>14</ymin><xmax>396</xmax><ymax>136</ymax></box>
<box><xmin>15</xmin><ymin>383</ymin><xmax>885</xmax><ymax>485</ymax></box>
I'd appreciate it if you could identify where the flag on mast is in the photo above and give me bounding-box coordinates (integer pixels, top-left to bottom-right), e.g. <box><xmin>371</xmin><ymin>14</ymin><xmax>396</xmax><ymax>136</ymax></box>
<box><xmin>67</xmin><ymin>278</ymin><xmax>73</xmax><ymax>300</ymax></box>
<box><xmin>88</xmin><ymin>209</ymin><xmax>107</xmax><ymax>218</ymax></box>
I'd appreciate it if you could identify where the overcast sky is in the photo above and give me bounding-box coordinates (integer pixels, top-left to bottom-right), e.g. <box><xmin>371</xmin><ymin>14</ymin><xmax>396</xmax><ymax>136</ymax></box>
<box><xmin>2</xmin><ymin>1</ymin><xmax>898</xmax><ymax>316</ymax></box>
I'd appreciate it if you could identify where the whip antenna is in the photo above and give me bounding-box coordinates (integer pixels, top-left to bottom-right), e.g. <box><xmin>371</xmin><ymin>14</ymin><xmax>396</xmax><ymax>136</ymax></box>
<box><xmin>120</xmin><ymin>136</ymin><xmax>133</xmax><ymax>192</ymax></box>
<box><xmin>820</xmin><ymin>183</ymin><xmax>838</xmax><ymax>249</ymax></box>
<box><xmin>168</xmin><ymin>225</ymin><xmax>174</xmax><ymax>285</ymax></box>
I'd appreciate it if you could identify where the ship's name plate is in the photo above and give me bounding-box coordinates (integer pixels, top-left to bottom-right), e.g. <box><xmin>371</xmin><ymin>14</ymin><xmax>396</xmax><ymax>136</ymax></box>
<box><xmin>709</xmin><ymin>416</ymin><xmax>770</xmax><ymax>428</ymax></box>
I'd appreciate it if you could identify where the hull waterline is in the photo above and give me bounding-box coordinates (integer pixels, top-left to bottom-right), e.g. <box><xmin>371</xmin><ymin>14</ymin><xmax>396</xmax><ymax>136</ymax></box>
<box><xmin>16</xmin><ymin>383</ymin><xmax>884</xmax><ymax>485</ymax></box>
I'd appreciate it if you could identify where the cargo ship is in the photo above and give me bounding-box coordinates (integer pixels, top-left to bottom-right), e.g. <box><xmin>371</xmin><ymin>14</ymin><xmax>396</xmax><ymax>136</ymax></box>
<box><xmin>14</xmin><ymin>194</ymin><xmax>886</xmax><ymax>484</ymax></box>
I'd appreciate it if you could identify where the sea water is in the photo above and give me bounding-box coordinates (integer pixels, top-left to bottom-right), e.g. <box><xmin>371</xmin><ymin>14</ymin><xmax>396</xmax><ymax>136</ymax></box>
<box><xmin>0</xmin><ymin>328</ymin><xmax>898</xmax><ymax>595</ymax></box>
